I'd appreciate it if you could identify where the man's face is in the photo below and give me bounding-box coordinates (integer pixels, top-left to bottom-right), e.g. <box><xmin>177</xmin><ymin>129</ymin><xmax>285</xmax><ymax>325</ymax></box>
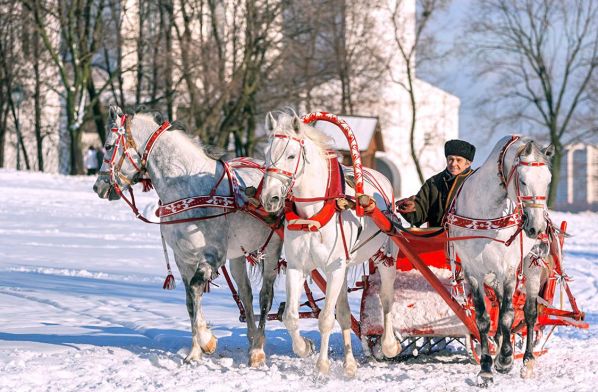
<box><xmin>446</xmin><ymin>155</ymin><xmax>471</xmax><ymax>176</ymax></box>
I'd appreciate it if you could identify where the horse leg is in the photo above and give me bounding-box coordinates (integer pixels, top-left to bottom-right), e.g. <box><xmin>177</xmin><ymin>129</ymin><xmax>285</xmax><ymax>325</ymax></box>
<box><xmin>229</xmin><ymin>256</ymin><xmax>260</xmax><ymax>366</ymax></box>
<box><xmin>521</xmin><ymin>259</ymin><xmax>542</xmax><ymax>379</ymax></box>
<box><xmin>470</xmin><ymin>279</ymin><xmax>493</xmax><ymax>387</ymax></box>
<box><xmin>316</xmin><ymin>265</ymin><xmax>346</xmax><ymax>375</ymax></box>
<box><xmin>283</xmin><ymin>267</ymin><xmax>314</xmax><ymax>358</ymax></box>
<box><xmin>379</xmin><ymin>264</ymin><xmax>400</xmax><ymax>358</ymax></box>
<box><xmin>184</xmin><ymin>257</ymin><xmax>219</xmax><ymax>363</ymax></box>
<box><xmin>251</xmin><ymin>239</ymin><xmax>282</xmax><ymax>367</ymax></box>
<box><xmin>495</xmin><ymin>280</ymin><xmax>515</xmax><ymax>374</ymax></box>
<box><xmin>335</xmin><ymin>277</ymin><xmax>357</xmax><ymax>378</ymax></box>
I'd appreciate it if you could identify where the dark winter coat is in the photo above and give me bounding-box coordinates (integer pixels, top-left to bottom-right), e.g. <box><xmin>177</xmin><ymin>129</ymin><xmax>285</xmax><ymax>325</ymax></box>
<box><xmin>401</xmin><ymin>168</ymin><xmax>473</xmax><ymax>227</ymax></box>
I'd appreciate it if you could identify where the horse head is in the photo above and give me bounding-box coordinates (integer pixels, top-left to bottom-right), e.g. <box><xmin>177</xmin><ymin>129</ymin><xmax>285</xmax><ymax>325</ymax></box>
<box><xmin>512</xmin><ymin>140</ymin><xmax>555</xmax><ymax>238</ymax></box>
<box><xmin>260</xmin><ymin>113</ymin><xmax>305</xmax><ymax>212</ymax></box>
<box><xmin>260</xmin><ymin>112</ymin><xmax>332</xmax><ymax>213</ymax></box>
<box><xmin>93</xmin><ymin>105</ymin><xmax>165</xmax><ymax>200</ymax></box>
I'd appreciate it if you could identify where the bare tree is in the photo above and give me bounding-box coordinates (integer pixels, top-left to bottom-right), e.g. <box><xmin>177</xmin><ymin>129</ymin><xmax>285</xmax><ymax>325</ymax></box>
<box><xmin>169</xmin><ymin>0</ymin><xmax>283</xmax><ymax>156</ymax></box>
<box><xmin>267</xmin><ymin>0</ymin><xmax>386</xmax><ymax>117</ymax></box>
<box><xmin>467</xmin><ymin>0</ymin><xmax>598</xmax><ymax>207</ymax></box>
<box><xmin>23</xmin><ymin>0</ymin><xmax>116</xmax><ymax>174</ymax></box>
<box><xmin>388</xmin><ymin>0</ymin><xmax>450</xmax><ymax>184</ymax></box>
<box><xmin>0</xmin><ymin>1</ymin><xmax>32</xmax><ymax>170</ymax></box>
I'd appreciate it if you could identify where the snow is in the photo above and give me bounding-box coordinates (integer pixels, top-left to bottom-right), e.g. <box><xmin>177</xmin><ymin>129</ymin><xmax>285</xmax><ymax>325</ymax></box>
<box><xmin>0</xmin><ymin>169</ymin><xmax>596</xmax><ymax>391</ymax></box>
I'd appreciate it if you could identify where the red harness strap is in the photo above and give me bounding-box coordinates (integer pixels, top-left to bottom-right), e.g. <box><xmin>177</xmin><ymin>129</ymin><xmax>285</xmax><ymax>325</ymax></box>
<box><xmin>284</xmin><ymin>153</ymin><xmax>344</xmax><ymax>232</ymax></box>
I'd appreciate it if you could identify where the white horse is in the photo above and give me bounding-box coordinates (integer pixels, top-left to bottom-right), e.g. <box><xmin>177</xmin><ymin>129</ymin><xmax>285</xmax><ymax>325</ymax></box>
<box><xmin>448</xmin><ymin>136</ymin><xmax>555</xmax><ymax>386</ymax></box>
<box><xmin>93</xmin><ymin>106</ymin><xmax>283</xmax><ymax>367</ymax></box>
<box><xmin>260</xmin><ymin>113</ymin><xmax>400</xmax><ymax>377</ymax></box>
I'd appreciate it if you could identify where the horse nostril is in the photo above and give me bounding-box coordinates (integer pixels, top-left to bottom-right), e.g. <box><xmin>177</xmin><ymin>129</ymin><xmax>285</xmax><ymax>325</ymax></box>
<box><xmin>271</xmin><ymin>196</ymin><xmax>280</xmax><ymax>203</ymax></box>
<box><xmin>529</xmin><ymin>228</ymin><xmax>536</xmax><ymax>236</ymax></box>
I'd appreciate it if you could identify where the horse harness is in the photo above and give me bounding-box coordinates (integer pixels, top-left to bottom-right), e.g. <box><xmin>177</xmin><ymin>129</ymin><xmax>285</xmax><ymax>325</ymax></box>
<box><xmin>444</xmin><ymin>136</ymin><xmax>551</xmax><ymax>289</ymax></box>
<box><xmin>101</xmin><ymin>115</ymin><xmax>286</xmax><ymax>286</ymax></box>
<box><xmin>266</xmin><ymin>133</ymin><xmax>394</xmax><ymax>261</ymax></box>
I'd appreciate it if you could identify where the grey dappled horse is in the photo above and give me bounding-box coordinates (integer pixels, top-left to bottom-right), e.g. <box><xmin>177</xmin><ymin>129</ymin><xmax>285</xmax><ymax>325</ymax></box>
<box><xmin>449</xmin><ymin>136</ymin><xmax>555</xmax><ymax>386</ymax></box>
<box><xmin>93</xmin><ymin>106</ymin><xmax>282</xmax><ymax>367</ymax></box>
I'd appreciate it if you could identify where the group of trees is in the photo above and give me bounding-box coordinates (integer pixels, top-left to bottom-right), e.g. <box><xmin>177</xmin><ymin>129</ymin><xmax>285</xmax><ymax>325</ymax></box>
<box><xmin>0</xmin><ymin>0</ymin><xmax>596</xmax><ymax>207</ymax></box>
<box><xmin>0</xmin><ymin>0</ymin><xmax>385</xmax><ymax>174</ymax></box>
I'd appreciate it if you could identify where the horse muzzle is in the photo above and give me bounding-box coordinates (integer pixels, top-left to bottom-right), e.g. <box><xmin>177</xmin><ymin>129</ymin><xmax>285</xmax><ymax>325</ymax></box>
<box><xmin>93</xmin><ymin>178</ymin><xmax>121</xmax><ymax>201</ymax></box>
<box><xmin>263</xmin><ymin>195</ymin><xmax>284</xmax><ymax>213</ymax></box>
<box><xmin>522</xmin><ymin>212</ymin><xmax>546</xmax><ymax>239</ymax></box>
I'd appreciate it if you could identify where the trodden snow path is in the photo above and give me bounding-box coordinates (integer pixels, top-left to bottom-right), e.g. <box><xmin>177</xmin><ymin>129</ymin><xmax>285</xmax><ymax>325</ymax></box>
<box><xmin>0</xmin><ymin>169</ymin><xmax>596</xmax><ymax>391</ymax></box>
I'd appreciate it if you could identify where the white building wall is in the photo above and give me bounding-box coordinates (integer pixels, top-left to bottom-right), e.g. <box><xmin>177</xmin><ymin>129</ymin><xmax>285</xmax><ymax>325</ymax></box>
<box><xmin>374</xmin><ymin>0</ymin><xmax>461</xmax><ymax>198</ymax></box>
<box><xmin>556</xmin><ymin>144</ymin><xmax>598</xmax><ymax>211</ymax></box>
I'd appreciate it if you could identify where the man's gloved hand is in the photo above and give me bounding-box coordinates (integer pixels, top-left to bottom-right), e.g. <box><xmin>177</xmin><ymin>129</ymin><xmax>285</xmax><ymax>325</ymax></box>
<box><xmin>395</xmin><ymin>196</ymin><xmax>416</xmax><ymax>214</ymax></box>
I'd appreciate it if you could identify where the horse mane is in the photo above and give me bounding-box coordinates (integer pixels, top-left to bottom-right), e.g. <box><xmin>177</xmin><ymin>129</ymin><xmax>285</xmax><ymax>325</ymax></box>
<box><xmin>485</xmin><ymin>135</ymin><xmax>552</xmax><ymax>188</ymax></box>
<box><xmin>131</xmin><ymin>112</ymin><xmax>224</xmax><ymax>160</ymax></box>
<box><xmin>270</xmin><ymin>111</ymin><xmax>334</xmax><ymax>156</ymax></box>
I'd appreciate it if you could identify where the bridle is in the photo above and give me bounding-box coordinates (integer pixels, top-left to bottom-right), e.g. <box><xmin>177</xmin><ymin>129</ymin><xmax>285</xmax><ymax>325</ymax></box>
<box><xmin>264</xmin><ymin>133</ymin><xmax>307</xmax><ymax>199</ymax></box>
<box><xmin>100</xmin><ymin>114</ymin><xmax>171</xmax><ymax>195</ymax></box>
<box><xmin>499</xmin><ymin>136</ymin><xmax>548</xmax><ymax>211</ymax></box>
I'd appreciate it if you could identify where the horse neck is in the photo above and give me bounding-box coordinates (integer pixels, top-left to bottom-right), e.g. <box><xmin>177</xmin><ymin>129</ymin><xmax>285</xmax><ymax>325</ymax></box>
<box><xmin>292</xmin><ymin>142</ymin><xmax>329</xmax><ymax>216</ymax></box>
<box><xmin>456</xmin><ymin>142</ymin><xmax>519</xmax><ymax>218</ymax></box>
<box><xmin>143</xmin><ymin>131</ymin><xmax>219</xmax><ymax>202</ymax></box>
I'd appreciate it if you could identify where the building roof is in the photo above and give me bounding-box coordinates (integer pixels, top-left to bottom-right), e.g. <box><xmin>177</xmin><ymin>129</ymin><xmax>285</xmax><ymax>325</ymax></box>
<box><xmin>314</xmin><ymin>115</ymin><xmax>379</xmax><ymax>152</ymax></box>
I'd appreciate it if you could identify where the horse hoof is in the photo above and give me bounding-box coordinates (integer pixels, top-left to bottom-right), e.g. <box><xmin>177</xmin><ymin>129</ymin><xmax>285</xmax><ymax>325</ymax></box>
<box><xmin>184</xmin><ymin>349</ymin><xmax>202</xmax><ymax>363</ymax></box>
<box><xmin>201</xmin><ymin>335</ymin><xmax>218</xmax><ymax>355</ymax></box>
<box><xmin>249</xmin><ymin>349</ymin><xmax>266</xmax><ymax>368</ymax></box>
<box><xmin>495</xmin><ymin>355</ymin><xmax>514</xmax><ymax>374</ymax></box>
<box><xmin>316</xmin><ymin>358</ymin><xmax>331</xmax><ymax>375</ymax></box>
<box><xmin>344</xmin><ymin>360</ymin><xmax>358</xmax><ymax>378</ymax></box>
<box><xmin>295</xmin><ymin>337</ymin><xmax>314</xmax><ymax>358</ymax></box>
<box><xmin>520</xmin><ymin>359</ymin><xmax>535</xmax><ymax>379</ymax></box>
<box><xmin>477</xmin><ymin>371</ymin><xmax>493</xmax><ymax>388</ymax></box>
<box><xmin>381</xmin><ymin>340</ymin><xmax>400</xmax><ymax>358</ymax></box>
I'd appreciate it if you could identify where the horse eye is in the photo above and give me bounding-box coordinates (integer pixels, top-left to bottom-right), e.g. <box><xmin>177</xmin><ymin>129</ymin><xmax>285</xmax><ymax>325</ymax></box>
<box><xmin>521</xmin><ymin>180</ymin><xmax>527</xmax><ymax>186</ymax></box>
<box><xmin>288</xmin><ymin>155</ymin><xmax>296</xmax><ymax>160</ymax></box>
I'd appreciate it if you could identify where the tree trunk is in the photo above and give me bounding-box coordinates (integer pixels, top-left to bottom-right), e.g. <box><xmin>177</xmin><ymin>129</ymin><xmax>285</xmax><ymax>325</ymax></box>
<box><xmin>547</xmin><ymin>143</ymin><xmax>563</xmax><ymax>208</ymax></box>
<box><xmin>0</xmin><ymin>102</ymin><xmax>8</xmax><ymax>168</ymax></box>
<box><xmin>86</xmin><ymin>78</ymin><xmax>106</xmax><ymax>145</ymax></box>
<box><xmin>33</xmin><ymin>30</ymin><xmax>44</xmax><ymax>171</ymax></box>
<box><xmin>70</xmin><ymin>126</ymin><xmax>84</xmax><ymax>175</ymax></box>
<box><xmin>407</xmin><ymin>67</ymin><xmax>424</xmax><ymax>185</ymax></box>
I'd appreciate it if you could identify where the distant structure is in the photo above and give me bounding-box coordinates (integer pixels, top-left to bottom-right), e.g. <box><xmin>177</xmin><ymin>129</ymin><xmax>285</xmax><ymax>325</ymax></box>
<box><xmin>315</xmin><ymin>0</ymin><xmax>460</xmax><ymax>198</ymax></box>
<box><xmin>555</xmin><ymin>142</ymin><xmax>598</xmax><ymax>211</ymax></box>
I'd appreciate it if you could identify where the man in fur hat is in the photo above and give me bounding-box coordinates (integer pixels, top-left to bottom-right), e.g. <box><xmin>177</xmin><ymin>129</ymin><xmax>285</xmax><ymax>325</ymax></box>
<box><xmin>395</xmin><ymin>139</ymin><xmax>476</xmax><ymax>227</ymax></box>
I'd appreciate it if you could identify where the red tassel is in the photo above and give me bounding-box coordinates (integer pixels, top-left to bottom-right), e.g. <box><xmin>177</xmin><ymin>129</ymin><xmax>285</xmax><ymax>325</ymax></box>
<box><xmin>140</xmin><ymin>178</ymin><xmax>153</xmax><ymax>192</ymax></box>
<box><xmin>162</xmin><ymin>273</ymin><xmax>176</xmax><ymax>290</ymax></box>
<box><xmin>369</xmin><ymin>249</ymin><xmax>395</xmax><ymax>267</ymax></box>
<box><xmin>275</xmin><ymin>258</ymin><xmax>287</xmax><ymax>274</ymax></box>
<box><xmin>246</xmin><ymin>254</ymin><xmax>257</xmax><ymax>266</ymax></box>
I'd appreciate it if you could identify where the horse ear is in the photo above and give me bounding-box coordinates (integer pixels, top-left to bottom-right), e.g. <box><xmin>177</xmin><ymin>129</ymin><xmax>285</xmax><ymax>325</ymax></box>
<box><xmin>292</xmin><ymin>116</ymin><xmax>301</xmax><ymax>133</ymax></box>
<box><xmin>543</xmin><ymin>144</ymin><xmax>555</xmax><ymax>158</ymax></box>
<box><xmin>522</xmin><ymin>141</ymin><xmax>534</xmax><ymax>156</ymax></box>
<box><xmin>153</xmin><ymin>112</ymin><xmax>163</xmax><ymax>125</ymax></box>
<box><xmin>265</xmin><ymin>112</ymin><xmax>277</xmax><ymax>132</ymax></box>
<box><xmin>109</xmin><ymin>105</ymin><xmax>121</xmax><ymax>120</ymax></box>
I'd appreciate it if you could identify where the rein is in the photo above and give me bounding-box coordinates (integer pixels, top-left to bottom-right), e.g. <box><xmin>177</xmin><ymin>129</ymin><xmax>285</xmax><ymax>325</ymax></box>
<box><xmin>102</xmin><ymin>115</ymin><xmax>240</xmax><ymax>225</ymax></box>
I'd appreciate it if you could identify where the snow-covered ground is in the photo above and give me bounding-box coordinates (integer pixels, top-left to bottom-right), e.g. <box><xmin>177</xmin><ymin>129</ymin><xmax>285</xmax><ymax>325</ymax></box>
<box><xmin>0</xmin><ymin>169</ymin><xmax>596</xmax><ymax>391</ymax></box>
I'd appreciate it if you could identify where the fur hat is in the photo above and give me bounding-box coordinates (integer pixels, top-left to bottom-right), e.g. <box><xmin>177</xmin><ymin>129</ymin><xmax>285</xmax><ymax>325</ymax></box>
<box><xmin>444</xmin><ymin>139</ymin><xmax>475</xmax><ymax>161</ymax></box>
